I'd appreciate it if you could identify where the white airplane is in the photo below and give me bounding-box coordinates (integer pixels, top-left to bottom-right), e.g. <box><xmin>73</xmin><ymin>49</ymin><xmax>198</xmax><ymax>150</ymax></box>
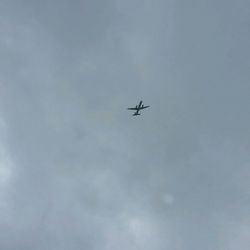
<box><xmin>127</xmin><ymin>100</ymin><xmax>150</xmax><ymax>116</ymax></box>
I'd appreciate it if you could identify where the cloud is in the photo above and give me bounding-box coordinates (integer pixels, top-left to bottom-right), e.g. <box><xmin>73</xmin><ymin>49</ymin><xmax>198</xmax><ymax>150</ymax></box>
<box><xmin>0</xmin><ymin>0</ymin><xmax>250</xmax><ymax>249</ymax></box>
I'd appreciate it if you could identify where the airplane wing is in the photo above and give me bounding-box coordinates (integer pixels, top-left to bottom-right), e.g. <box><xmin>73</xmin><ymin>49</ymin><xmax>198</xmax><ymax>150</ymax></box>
<box><xmin>127</xmin><ymin>107</ymin><xmax>138</xmax><ymax>110</ymax></box>
<box><xmin>140</xmin><ymin>105</ymin><xmax>150</xmax><ymax>109</ymax></box>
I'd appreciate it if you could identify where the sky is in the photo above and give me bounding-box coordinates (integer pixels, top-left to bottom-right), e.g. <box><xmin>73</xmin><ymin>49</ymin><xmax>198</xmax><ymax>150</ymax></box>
<box><xmin>0</xmin><ymin>0</ymin><xmax>250</xmax><ymax>249</ymax></box>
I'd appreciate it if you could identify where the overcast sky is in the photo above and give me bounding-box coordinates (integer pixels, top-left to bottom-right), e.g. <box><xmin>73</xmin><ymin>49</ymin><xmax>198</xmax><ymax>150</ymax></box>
<box><xmin>0</xmin><ymin>0</ymin><xmax>250</xmax><ymax>249</ymax></box>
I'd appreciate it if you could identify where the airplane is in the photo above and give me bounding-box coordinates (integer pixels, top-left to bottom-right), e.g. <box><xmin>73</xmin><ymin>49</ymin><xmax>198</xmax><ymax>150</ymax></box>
<box><xmin>127</xmin><ymin>100</ymin><xmax>150</xmax><ymax>116</ymax></box>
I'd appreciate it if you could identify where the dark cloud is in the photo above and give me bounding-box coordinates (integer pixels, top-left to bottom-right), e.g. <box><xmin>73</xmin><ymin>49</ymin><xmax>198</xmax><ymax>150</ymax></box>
<box><xmin>0</xmin><ymin>0</ymin><xmax>250</xmax><ymax>249</ymax></box>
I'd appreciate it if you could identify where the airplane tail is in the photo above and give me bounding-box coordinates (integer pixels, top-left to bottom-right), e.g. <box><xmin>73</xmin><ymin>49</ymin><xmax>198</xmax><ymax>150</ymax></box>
<box><xmin>133</xmin><ymin>113</ymin><xmax>140</xmax><ymax>116</ymax></box>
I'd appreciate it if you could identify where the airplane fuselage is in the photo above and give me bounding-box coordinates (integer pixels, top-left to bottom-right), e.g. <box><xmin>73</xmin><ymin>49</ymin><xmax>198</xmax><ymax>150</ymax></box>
<box><xmin>138</xmin><ymin>101</ymin><xmax>143</xmax><ymax>109</ymax></box>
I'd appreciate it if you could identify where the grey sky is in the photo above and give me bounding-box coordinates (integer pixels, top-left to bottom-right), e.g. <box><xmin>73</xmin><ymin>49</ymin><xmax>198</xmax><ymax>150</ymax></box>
<box><xmin>0</xmin><ymin>0</ymin><xmax>250</xmax><ymax>249</ymax></box>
